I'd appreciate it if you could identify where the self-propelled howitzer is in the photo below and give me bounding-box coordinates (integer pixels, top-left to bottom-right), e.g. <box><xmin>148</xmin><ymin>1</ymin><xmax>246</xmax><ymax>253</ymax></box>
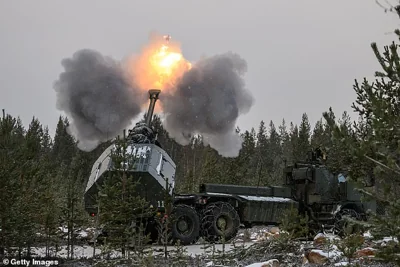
<box><xmin>84</xmin><ymin>89</ymin><xmax>176</xmax><ymax>216</ymax></box>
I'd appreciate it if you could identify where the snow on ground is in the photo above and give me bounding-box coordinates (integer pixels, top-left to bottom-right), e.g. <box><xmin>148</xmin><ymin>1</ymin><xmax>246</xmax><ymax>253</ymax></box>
<box><xmin>32</xmin><ymin>245</ymin><xmax>102</xmax><ymax>259</ymax></box>
<box><xmin>26</xmin><ymin>226</ymin><xmax>400</xmax><ymax>266</ymax></box>
<box><xmin>155</xmin><ymin>242</ymin><xmax>254</xmax><ymax>257</ymax></box>
<box><xmin>31</xmin><ymin>242</ymin><xmax>255</xmax><ymax>259</ymax></box>
<box><xmin>29</xmin><ymin>225</ymin><xmax>263</xmax><ymax>260</ymax></box>
<box><xmin>310</xmin><ymin>248</ymin><xmax>343</xmax><ymax>260</ymax></box>
<box><xmin>244</xmin><ymin>259</ymin><xmax>279</xmax><ymax>267</ymax></box>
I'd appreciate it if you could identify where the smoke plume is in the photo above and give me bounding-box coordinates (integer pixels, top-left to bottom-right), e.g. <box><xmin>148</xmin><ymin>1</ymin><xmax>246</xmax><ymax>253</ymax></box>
<box><xmin>54</xmin><ymin>49</ymin><xmax>146</xmax><ymax>151</ymax></box>
<box><xmin>160</xmin><ymin>52</ymin><xmax>254</xmax><ymax>157</ymax></box>
<box><xmin>54</xmin><ymin>34</ymin><xmax>254</xmax><ymax>157</ymax></box>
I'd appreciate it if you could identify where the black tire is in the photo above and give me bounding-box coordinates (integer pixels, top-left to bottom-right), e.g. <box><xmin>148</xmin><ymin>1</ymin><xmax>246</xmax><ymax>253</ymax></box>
<box><xmin>201</xmin><ymin>201</ymin><xmax>240</xmax><ymax>243</ymax></box>
<box><xmin>170</xmin><ymin>204</ymin><xmax>200</xmax><ymax>245</ymax></box>
<box><xmin>334</xmin><ymin>208</ymin><xmax>363</xmax><ymax>237</ymax></box>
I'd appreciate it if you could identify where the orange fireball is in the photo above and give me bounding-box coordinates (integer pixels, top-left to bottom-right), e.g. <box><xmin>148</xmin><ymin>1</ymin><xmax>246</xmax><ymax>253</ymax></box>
<box><xmin>148</xmin><ymin>44</ymin><xmax>192</xmax><ymax>89</ymax></box>
<box><xmin>125</xmin><ymin>33</ymin><xmax>191</xmax><ymax>93</ymax></box>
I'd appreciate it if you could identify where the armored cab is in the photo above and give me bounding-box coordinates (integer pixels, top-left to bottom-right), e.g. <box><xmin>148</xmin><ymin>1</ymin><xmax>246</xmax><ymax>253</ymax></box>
<box><xmin>84</xmin><ymin>89</ymin><xmax>176</xmax><ymax>215</ymax></box>
<box><xmin>283</xmin><ymin>148</ymin><xmax>378</xmax><ymax>232</ymax></box>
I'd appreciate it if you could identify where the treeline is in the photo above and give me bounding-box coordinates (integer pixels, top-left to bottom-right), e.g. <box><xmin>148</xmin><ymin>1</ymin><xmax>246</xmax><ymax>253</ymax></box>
<box><xmin>0</xmin><ymin>114</ymin><xmax>111</xmax><ymax>258</ymax></box>
<box><xmin>0</xmin><ymin>104</ymin><xmax>352</xmax><ymax>257</ymax></box>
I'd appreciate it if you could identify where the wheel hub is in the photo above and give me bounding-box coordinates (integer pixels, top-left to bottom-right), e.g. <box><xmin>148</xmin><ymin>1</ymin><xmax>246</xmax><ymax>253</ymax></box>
<box><xmin>217</xmin><ymin>216</ymin><xmax>227</xmax><ymax>230</ymax></box>
<box><xmin>177</xmin><ymin>219</ymin><xmax>188</xmax><ymax>232</ymax></box>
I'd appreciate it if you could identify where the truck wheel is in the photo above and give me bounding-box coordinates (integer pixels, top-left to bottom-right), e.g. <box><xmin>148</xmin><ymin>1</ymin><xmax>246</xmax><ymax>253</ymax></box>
<box><xmin>170</xmin><ymin>204</ymin><xmax>200</xmax><ymax>245</ymax></box>
<box><xmin>334</xmin><ymin>208</ymin><xmax>362</xmax><ymax>237</ymax></box>
<box><xmin>201</xmin><ymin>202</ymin><xmax>240</xmax><ymax>243</ymax></box>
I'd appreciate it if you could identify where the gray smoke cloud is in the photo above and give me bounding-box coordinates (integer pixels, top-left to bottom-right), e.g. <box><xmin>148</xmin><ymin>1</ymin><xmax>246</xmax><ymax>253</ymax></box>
<box><xmin>160</xmin><ymin>52</ymin><xmax>254</xmax><ymax>157</ymax></box>
<box><xmin>54</xmin><ymin>49</ymin><xmax>146</xmax><ymax>151</ymax></box>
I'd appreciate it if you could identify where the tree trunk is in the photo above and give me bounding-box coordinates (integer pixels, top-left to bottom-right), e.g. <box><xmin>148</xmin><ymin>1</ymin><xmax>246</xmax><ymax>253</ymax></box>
<box><xmin>71</xmin><ymin>197</ymin><xmax>74</xmax><ymax>260</ymax></box>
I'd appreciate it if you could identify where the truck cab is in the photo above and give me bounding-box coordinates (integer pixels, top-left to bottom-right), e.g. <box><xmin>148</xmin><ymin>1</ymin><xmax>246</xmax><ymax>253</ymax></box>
<box><xmin>283</xmin><ymin>148</ymin><xmax>378</xmax><ymax>232</ymax></box>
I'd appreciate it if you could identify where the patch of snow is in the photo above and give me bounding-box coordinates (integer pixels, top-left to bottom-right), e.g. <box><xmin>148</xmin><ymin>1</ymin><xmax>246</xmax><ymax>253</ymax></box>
<box><xmin>333</xmin><ymin>205</ymin><xmax>342</xmax><ymax>215</ymax></box>
<box><xmin>32</xmin><ymin>245</ymin><xmax>102</xmax><ymax>259</ymax></box>
<box><xmin>204</xmin><ymin>192</ymin><xmax>295</xmax><ymax>203</ymax></box>
<box><xmin>335</xmin><ymin>262</ymin><xmax>349</xmax><ymax>266</ymax></box>
<box><xmin>245</xmin><ymin>259</ymin><xmax>279</xmax><ymax>267</ymax></box>
<box><xmin>311</xmin><ymin>249</ymin><xmax>342</xmax><ymax>259</ymax></box>
<box><xmin>363</xmin><ymin>230</ymin><xmax>372</xmax><ymax>238</ymax></box>
<box><xmin>238</xmin><ymin>195</ymin><xmax>294</xmax><ymax>203</ymax></box>
<box><xmin>183</xmin><ymin>242</ymin><xmax>254</xmax><ymax>256</ymax></box>
<box><xmin>251</xmin><ymin>233</ymin><xmax>259</xmax><ymax>241</ymax></box>
<box><xmin>382</xmin><ymin>236</ymin><xmax>398</xmax><ymax>242</ymax></box>
<box><xmin>376</xmin><ymin>236</ymin><xmax>399</xmax><ymax>245</ymax></box>
<box><xmin>314</xmin><ymin>233</ymin><xmax>325</xmax><ymax>240</ymax></box>
<box><xmin>326</xmin><ymin>234</ymin><xmax>340</xmax><ymax>242</ymax></box>
<box><xmin>245</xmin><ymin>263</ymin><xmax>266</xmax><ymax>267</ymax></box>
<box><xmin>78</xmin><ymin>230</ymin><xmax>88</xmax><ymax>238</ymax></box>
<box><xmin>58</xmin><ymin>226</ymin><xmax>68</xmax><ymax>233</ymax></box>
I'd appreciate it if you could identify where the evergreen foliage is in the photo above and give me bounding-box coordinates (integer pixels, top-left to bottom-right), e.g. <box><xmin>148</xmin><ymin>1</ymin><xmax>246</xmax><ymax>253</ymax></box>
<box><xmin>97</xmin><ymin>135</ymin><xmax>153</xmax><ymax>258</ymax></box>
<box><xmin>323</xmin><ymin>29</ymin><xmax>400</xmax><ymax>265</ymax></box>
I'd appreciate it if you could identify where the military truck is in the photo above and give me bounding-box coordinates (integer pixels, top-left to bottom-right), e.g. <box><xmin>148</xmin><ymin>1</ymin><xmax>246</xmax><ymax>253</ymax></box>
<box><xmin>84</xmin><ymin>89</ymin><xmax>377</xmax><ymax>245</ymax></box>
<box><xmin>283</xmin><ymin>150</ymin><xmax>381</xmax><ymax>235</ymax></box>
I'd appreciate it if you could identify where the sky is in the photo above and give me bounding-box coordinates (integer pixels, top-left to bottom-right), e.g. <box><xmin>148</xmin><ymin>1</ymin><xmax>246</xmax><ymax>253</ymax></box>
<box><xmin>0</xmin><ymin>0</ymin><xmax>399</xmax><ymax>138</ymax></box>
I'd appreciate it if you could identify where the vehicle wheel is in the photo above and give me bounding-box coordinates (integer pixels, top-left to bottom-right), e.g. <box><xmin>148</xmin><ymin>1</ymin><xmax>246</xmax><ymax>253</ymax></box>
<box><xmin>170</xmin><ymin>204</ymin><xmax>200</xmax><ymax>245</ymax></box>
<box><xmin>334</xmin><ymin>208</ymin><xmax>362</xmax><ymax>237</ymax></box>
<box><xmin>201</xmin><ymin>202</ymin><xmax>240</xmax><ymax>243</ymax></box>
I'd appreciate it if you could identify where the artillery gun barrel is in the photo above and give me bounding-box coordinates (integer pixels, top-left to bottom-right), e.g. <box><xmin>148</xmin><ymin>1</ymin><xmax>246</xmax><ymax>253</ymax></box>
<box><xmin>145</xmin><ymin>89</ymin><xmax>161</xmax><ymax>126</ymax></box>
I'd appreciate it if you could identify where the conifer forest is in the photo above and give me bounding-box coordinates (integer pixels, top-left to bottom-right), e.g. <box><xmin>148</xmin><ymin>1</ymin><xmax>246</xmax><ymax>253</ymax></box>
<box><xmin>2</xmin><ymin>2</ymin><xmax>400</xmax><ymax>267</ymax></box>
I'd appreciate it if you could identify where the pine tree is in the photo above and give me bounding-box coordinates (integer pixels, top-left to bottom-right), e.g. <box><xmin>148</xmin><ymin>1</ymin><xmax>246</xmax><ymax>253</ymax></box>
<box><xmin>298</xmin><ymin>113</ymin><xmax>311</xmax><ymax>156</ymax></box>
<box><xmin>279</xmin><ymin>119</ymin><xmax>292</xmax><ymax>165</ymax></box>
<box><xmin>289</xmin><ymin>123</ymin><xmax>301</xmax><ymax>162</ymax></box>
<box><xmin>200</xmin><ymin>146</ymin><xmax>223</xmax><ymax>185</ymax></box>
<box><xmin>255</xmin><ymin>121</ymin><xmax>268</xmax><ymax>186</ymax></box>
<box><xmin>9</xmin><ymin>117</ymin><xmax>46</xmax><ymax>257</ymax></box>
<box><xmin>52</xmin><ymin>116</ymin><xmax>76</xmax><ymax>167</ymax></box>
<box><xmin>97</xmin><ymin>135</ymin><xmax>153</xmax><ymax>259</ymax></box>
<box><xmin>0</xmin><ymin>113</ymin><xmax>25</xmax><ymax>256</ymax></box>
<box><xmin>232</xmin><ymin>129</ymin><xmax>256</xmax><ymax>185</ymax></box>
<box><xmin>311</xmin><ymin>119</ymin><xmax>325</xmax><ymax>148</ymax></box>
<box><xmin>58</xmin><ymin>148</ymin><xmax>98</xmax><ymax>259</ymax></box>
<box><xmin>267</xmin><ymin>121</ymin><xmax>283</xmax><ymax>184</ymax></box>
<box><xmin>323</xmin><ymin>30</ymin><xmax>400</xmax><ymax>265</ymax></box>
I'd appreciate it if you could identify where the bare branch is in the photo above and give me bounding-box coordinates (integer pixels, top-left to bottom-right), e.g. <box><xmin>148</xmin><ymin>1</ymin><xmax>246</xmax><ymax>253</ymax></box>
<box><xmin>365</xmin><ymin>155</ymin><xmax>400</xmax><ymax>175</ymax></box>
<box><xmin>376</xmin><ymin>0</ymin><xmax>389</xmax><ymax>9</ymax></box>
<box><xmin>384</xmin><ymin>0</ymin><xmax>395</xmax><ymax>8</ymax></box>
